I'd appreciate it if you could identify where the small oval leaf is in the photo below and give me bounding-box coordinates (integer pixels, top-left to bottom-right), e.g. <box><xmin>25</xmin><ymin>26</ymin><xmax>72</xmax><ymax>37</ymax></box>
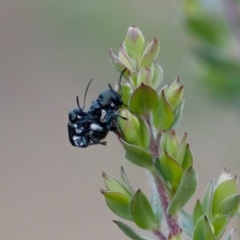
<box><xmin>124</xmin><ymin>26</ymin><xmax>146</xmax><ymax>61</ymax></box>
<box><xmin>102</xmin><ymin>191</ymin><xmax>132</xmax><ymax>221</ymax></box>
<box><xmin>167</xmin><ymin>167</ymin><xmax>198</xmax><ymax>215</ymax></box>
<box><xmin>109</xmin><ymin>48</ymin><xmax>128</xmax><ymax>72</ymax></box>
<box><xmin>212</xmin><ymin>215</ymin><xmax>229</xmax><ymax>239</ymax></box>
<box><xmin>181</xmin><ymin>144</ymin><xmax>193</xmax><ymax>170</ymax></box>
<box><xmin>140</xmin><ymin>38</ymin><xmax>160</xmax><ymax>69</ymax></box>
<box><xmin>118</xmin><ymin>110</ymin><xmax>150</xmax><ymax>150</ymax></box>
<box><xmin>152</xmin><ymin>89</ymin><xmax>174</xmax><ymax>131</ymax></box>
<box><xmin>193</xmin><ymin>216</ymin><xmax>215</xmax><ymax>240</ymax></box>
<box><xmin>121</xmin><ymin>166</ymin><xmax>134</xmax><ymax>194</ymax></box>
<box><xmin>193</xmin><ymin>200</ymin><xmax>204</xmax><ymax>226</ymax></box>
<box><xmin>219</xmin><ymin>194</ymin><xmax>240</xmax><ymax>216</ymax></box>
<box><xmin>152</xmin><ymin>61</ymin><xmax>163</xmax><ymax>88</ymax></box>
<box><xmin>212</xmin><ymin>179</ymin><xmax>238</xmax><ymax>217</ymax></box>
<box><xmin>165</xmin><ymin>130</ymin><xmax>179</xmax><ymax>160</ymax></box>
<box><xmin>137</xmin><ymin>68</ymin><xmax>152</xmax><ymax>86</ymax></box>
<box><xmin>159</xmin><ymin>152</ymin><xmax>183</xmax><ymax>193</ymax></box>
<box><xmin>130</xmin><ymin>83</ymin><xmax>158</xmax><ymax>115</ymax></box>
<box><xmin>202</xmin><ymin>179</ymin><xmax>214</xmax><ymax>216</ymax></box>
<box><xmin>119</xmin><ymin>44</ymin><xmax>133</xmax><ymax>70</ymax></box>
<box><xmin>131</xmin><ymin>189</ymin><xmax>158</xmax><ymax>230</ymax></box>
<box><xmin>121</xmin><ymin>140</ymin><xmax>153</xmax><ymax>169</ymax></box>
<box><xmin>121</xmin><ymin>83</ymin><xmax>132</xmax><ymax>106</ymax></box>
<box><xmin>114</xmin><ymin>221</ymin><xmax>152</xmax><ymax>240</ymax></box>
<box><xmin>167</xmin><ymin>85</ymin><xmax>184</xmax><ymax>111</ymax></box>
<box><xmin>176</xmin><ymin>132</ymin><xmax>187</xmax><ymax>165</ymax></box>
<box><xmin>172</xmin><ymin>103</ymin><xmax>184</xmax><ymax>128</ymax></box>
<box><xmin>121</xmin><ymin>139</ymin><xmax>153</xmax><ymax>169</ymax></box>
<box><xmin>103</xmin><ymin>172</ymin><xmax>131</xmax><ymax>197</ymax></box>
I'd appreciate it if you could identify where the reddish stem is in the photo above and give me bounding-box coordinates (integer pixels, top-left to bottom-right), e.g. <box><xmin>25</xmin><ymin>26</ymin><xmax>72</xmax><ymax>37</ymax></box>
<box><xmin>154</xmin><ymin>174</ymin><xmax>182</xmax><ymax>236</ymax></box>
<box><xmin>145</xmin><ymin>115</ymin><xmax>182</xmax><ymax>238</ymax></box>
<box><xmin>153</xmin><ymin>230</ymin><xmax>167</xmax><ymax>240</ymax></box>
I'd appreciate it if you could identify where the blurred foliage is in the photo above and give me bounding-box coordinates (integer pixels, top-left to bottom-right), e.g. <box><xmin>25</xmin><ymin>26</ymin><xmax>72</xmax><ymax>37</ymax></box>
<box><xmin>180</xmin><ymin>0</ymin><xmax>240</xmax><ymax>107</ymax></box>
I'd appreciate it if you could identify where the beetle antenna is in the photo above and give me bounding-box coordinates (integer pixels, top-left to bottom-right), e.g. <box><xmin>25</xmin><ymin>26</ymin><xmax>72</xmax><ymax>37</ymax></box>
<box><xmin>83</xmin><ymin>78</ymin><xmax>93</xmax><ymax>110</ymax></box>
<box><xmin>76</xmin><ymin>96</ymin><xmax>81</xmax><ymax>109</ymax></box>
<box><xmin>108</xmin><ymin>68</ymin><xmax>127</xmax><ymax>98</ymax></box>
<box><xmin>118</xmin><ymin>68</ymin><xmax>127</xmax><ymax>96</ymax></box>
<box><xmin>108</xmin><ymin>83</ymin><xmax>118</xmax><ymax>97</ymax></box>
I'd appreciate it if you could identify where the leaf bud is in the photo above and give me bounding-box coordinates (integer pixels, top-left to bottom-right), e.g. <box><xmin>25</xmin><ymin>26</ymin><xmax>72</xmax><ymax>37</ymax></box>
<box><xmin>118</xmin><ymin>109</ymin><xmax>150</xmax><ymax>150</ymax></box>
<box><xmin>123</xmin><ymin>26</ymin><xmax>145</xmax><ymax>62</ymax></box>
<box><xmin>140</xmin><ymin>37</ymin><xmax>160</xmax><ymax>68</ymax></box>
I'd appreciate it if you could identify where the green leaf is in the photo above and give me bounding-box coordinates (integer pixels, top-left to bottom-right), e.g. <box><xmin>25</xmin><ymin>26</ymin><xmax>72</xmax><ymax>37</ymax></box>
<box><xmin>119</xmin><ymin>44</ymin><xmax>134</xmax><ymax>70</ymax></box>
<box><xmin>181</xmin><ymin>144</ymin><xmax>193</xmax><ymax>170</ymax></box>
<box><xmin>140</xmin><ymin>38</ymin><xmax>160</xmax><ymax>68</ymax></box>
<box><xmin>165</xmin><ymin>130</ymin><xmax>179</xmax><ymax>159</ymax></box>
<box><xmin>152</xmin><ymin>89</ymin><xmax>174</xmax><ymax>131</ymax></box>
<box><xmin>138</xmin><ymin>117</ymin><xmax>151</xmax><ymax>150</ymax></box>
<box><xmin>224</xmin><ymin>229</ymin><xmax>235</xmax><ymax>240</ymax></box>
<box><xmin>212</xmin><ymin>215</ymin><xmax>229</xmax><ymax>239</ymax></box>
<box><xmin>130</xmin><ymin>83</ymin><xmax>158</xmax><ymax>115</ymax></box>
<box><xmin>176</xmin><ymin>133</ymin><xmax>187</xmax><ymax>165</ymax></box>
<box><xmin>114</xmin><ymin>221</ymin><xmax>152</xmax><ymax>240</ymax></box>
<box><xmin>168</xmin><ymin>167</ymin><xmax>198</xmax><ymax>215</ymax></box>
<box><xmin>103</xmin><ymin>172</ymin><xmax>131</xmax><ymax>197</ymax></box>
<box><xmin>129</xmin><ymin>71</ymin><xmax>138</xmax><ymax>87</ymax></box>
<box><xmin>101</xmin><ymin>191</ymin><xmax>132</xmax><ymax>221</ymax></box>
<box><xmin>172</xmin><ymin>103</ymin><xmax>183</xmax><ymax>128</ymax></box>
<box><xmin>122</xmin><ymin>115</ymin><xmax>150</xmax><ymax>150</ymax></box>
<box><xmin>193</xmin><ymin>216</ymin><xmax>215</xmax><ymax>240</ymax></box>
<box><xmin>121</xmin><ymin>83</ymin><xmax>132</xmax><ymax>106</ymax></box>
<box><xmin>179</xmin><ymin>210</ymin><xmax>194</xmax><ymax>237</ymax></box>
<box><xmin>121</xmin><ymin>140</ymin><xmax>153</xmax><ymax>169</ymax></box>
<box><xmin>152</xmin><ymin>61</ymin><xmax>163</xmax><ymax>88</ymax></box>
<box><xmin>131</xmin><ymin>189</ymin><xmax>158</xmax><ymax>230</ymax></box>
<box><xmin>167</xmin><ymin>77</ymin><xmax>181</xmax><ymax>92</ymax></box>
<box><xmin>159</xmin><ymin>131</ymin><xmax>168</xmax><ymax>153</ymax></box>
<box><xmin>137</xmin><ymin>67</ymin><xmax>152</xmax><ymax>86</ymax></box>
<box><xmin>166</xmin><ymin>86</ymin><xmax>184</xmax><ymax>111</ymax></box>
<box><xmin>159</xmin><ymin>152</ymin><xmax>183</xmax><ymax>194</ymax></box>
<box><xmin>118</xmin><ymin>110</ymin><xmax>150</xmax><ymax>150</ymax></box>
<box><xmin>109</xmin><ymin>48</ymin><xmax>129</xmax><ymax>72</ymax></box>
<box><xmin>193</xmin><ymin>200</ymin><xmax>204</xmax><ymax>226</ymax></box>
<box><xmin>219</xmin><ymin>194</ymin><xmax>240</xmax><ymax>216</ymax></box>
<box><xmin>121</xmin><ymin>166</ymin><xmax>134</xmax><ymax>195</ymax></box>
<box><xmin>124</xmin><ymin>26</ymin><xmax>146</xmax><ymax>61</ymax></box>
<box><xmin>212</xmin><ymin>179</ymin><xmax>238</xmax><ymax>217</ymax></box>
<box><xmin>117</xmin><ymin>109</ymin><xmax>150</xmax><ymax>150</ymax></box>
<box><xmin>202</xmin><ymin>179</ymin><xmax>214</xmax><ymax>217</ymax></box>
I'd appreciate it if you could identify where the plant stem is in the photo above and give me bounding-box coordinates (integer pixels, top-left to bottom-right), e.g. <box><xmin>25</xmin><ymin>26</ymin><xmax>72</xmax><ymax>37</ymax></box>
<box><xmin>145</xmin><ymin>115</ymin><xmax>182</xmax><ymax>238</ymax></box>
<box><xmin>153</xmin><ymin>174</ymin><xmax>182</xmax><ymax>237</ymax></box>
<box><xmin>145</xmin><ymin>116</ymin><xmax>159</xmax><ymax>157</ymax></box>
<box><xmin>153</xmin><ymin>229</ymin><xmax>167</xmax><ymax>240</ymax></box>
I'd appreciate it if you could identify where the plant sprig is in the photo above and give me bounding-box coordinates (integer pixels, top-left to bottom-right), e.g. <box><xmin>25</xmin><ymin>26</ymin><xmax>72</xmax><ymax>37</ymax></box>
<box><xmin>101</xmin><ymin>26</ymin><xmax>240</xmax><ymax>240</ymax></box>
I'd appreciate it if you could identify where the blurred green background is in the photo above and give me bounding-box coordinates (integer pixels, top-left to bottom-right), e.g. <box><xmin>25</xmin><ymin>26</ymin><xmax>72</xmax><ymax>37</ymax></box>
<box><xmin>0</xmin><ymin>0</ymin><xmax>239</xmax><ymax>239</ymax></box>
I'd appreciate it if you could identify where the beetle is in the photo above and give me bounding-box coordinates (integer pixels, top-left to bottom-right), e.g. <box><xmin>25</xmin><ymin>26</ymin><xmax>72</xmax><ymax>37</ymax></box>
<box><xmin>68</xmin><ymin>121</ymin><xmax>108</xmax><ymax>147</ymax></box>
<box><xmin>68</xmin><ymin>68</ymin><xmax>127</xmax><ymax>148</ymax></box>
<box><xmin>68</xmin><ymin>78</ymin><xmax>105</xmax><ymax>148</ymax></box>
<box><xmin>87</xmin><ymin>68</ymin><xmax>127</xmax><ymax>117</ymax></box>
<box><xmin>68</xmin><ymin>78</ymin><xmax>95</xmax><ymax>125</ymax></box>
<box><xmin>67</xmin><ymin>79</ymin><xmax>110</xmax><ymax>147</ymax></box>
